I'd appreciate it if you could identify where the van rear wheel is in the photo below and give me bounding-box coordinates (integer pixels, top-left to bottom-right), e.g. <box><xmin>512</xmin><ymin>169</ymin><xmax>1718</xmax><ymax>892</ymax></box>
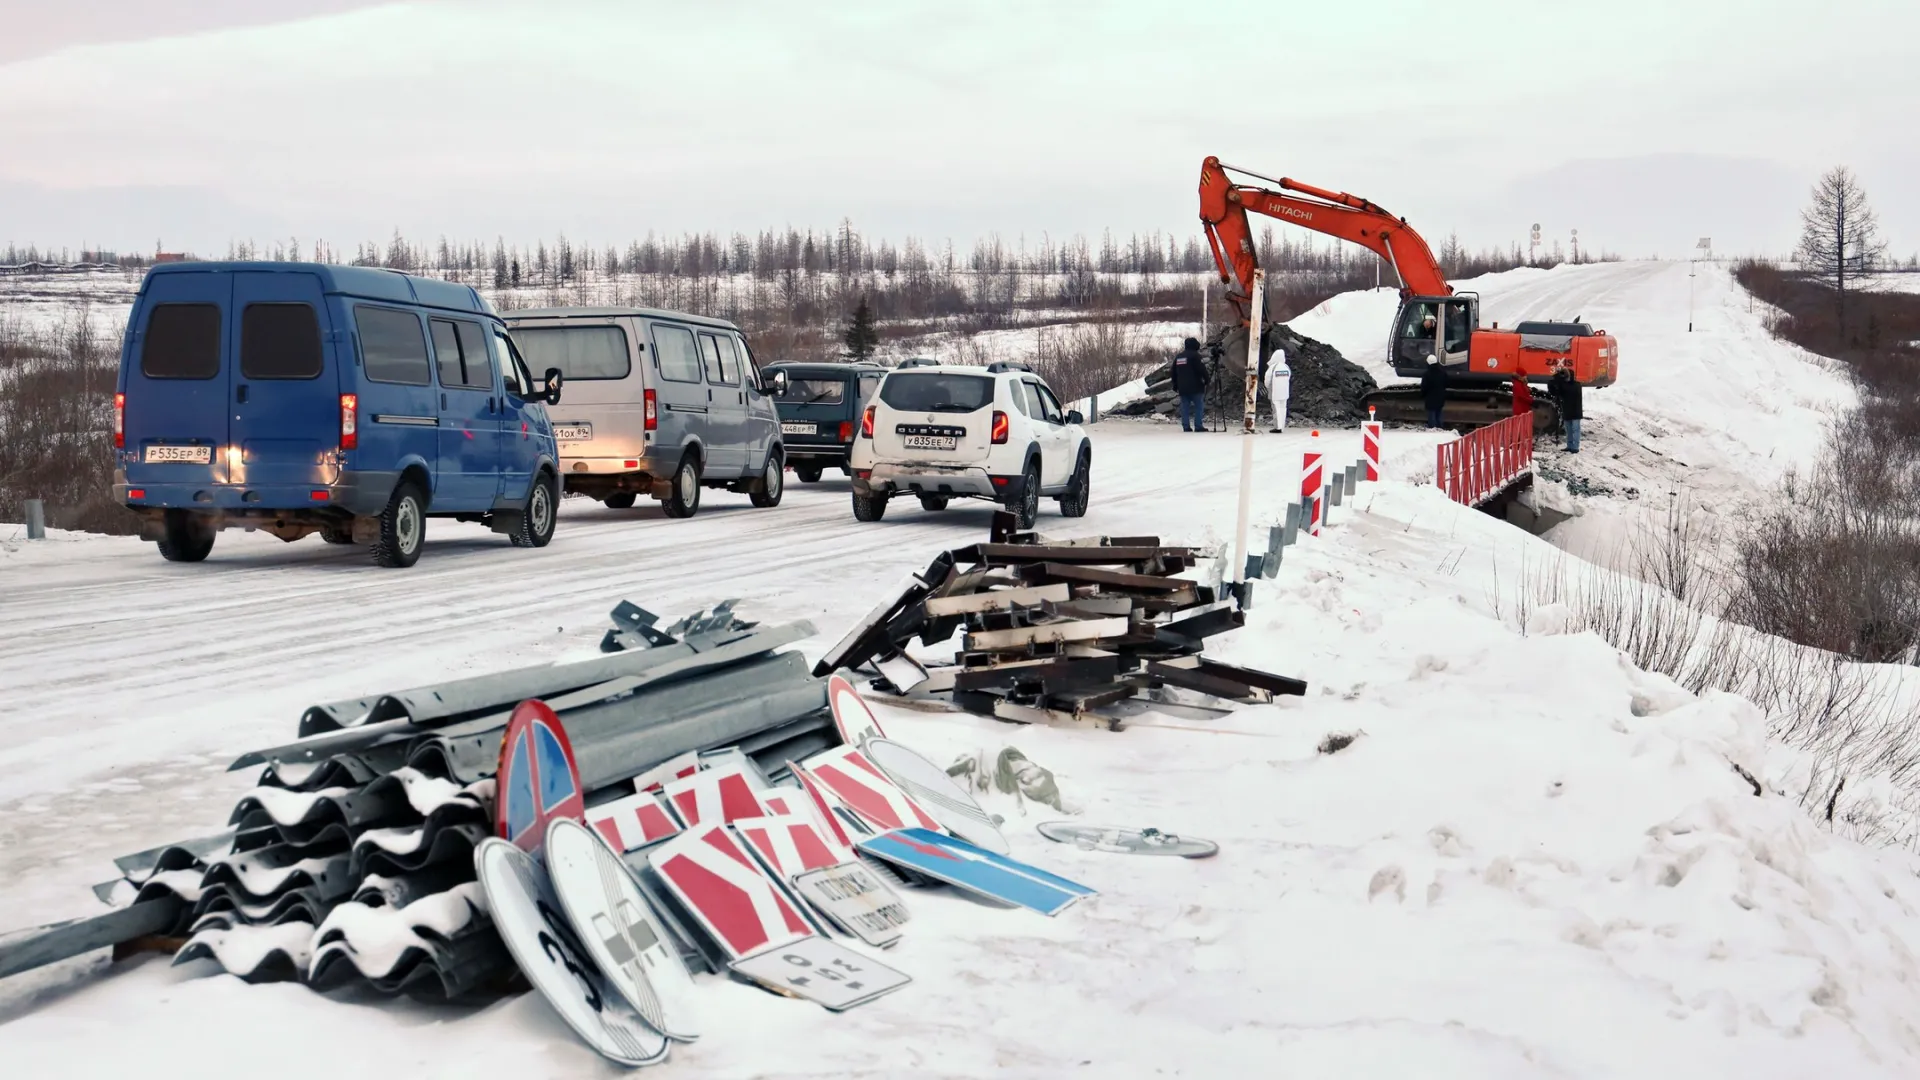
<box><xmin>319</xmin><ymin>524</ymin><xmax>355</xmax><ymax>545</ymax></box>
<box><xmin>372</xmin><ymin>481</ymin><xmax>425</xmax><ymax>568</ymax></box>
<box><xmin>156</xmin><ymin>510</ymin><xmax>215</xmax><ymax>563</ymax></box>
<box><xmin>511</xmin><ymin>471</ymin><xmax>558</xmax><ymax>548</ymax></box>
<box><xmin>602</xmin><ymin>492</ymin><xmax>636</xmax><ymax>510</ymax></box>
<box><xmin>663</xmin><ymin>455</ymin><xmax>702</xmax><ymax>519</ymax></box>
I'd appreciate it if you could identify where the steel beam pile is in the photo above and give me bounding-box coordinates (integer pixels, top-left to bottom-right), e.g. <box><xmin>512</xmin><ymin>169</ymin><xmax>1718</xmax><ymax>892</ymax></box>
<box><xmin>4</xmin><ymin>602</ymin><xmax>833</xmax><ymax>998</ymax></box>
<box><xmin>815</xmin><ymin>513</ymin><xmax>1307</xmax><ymax>726</ymax></box>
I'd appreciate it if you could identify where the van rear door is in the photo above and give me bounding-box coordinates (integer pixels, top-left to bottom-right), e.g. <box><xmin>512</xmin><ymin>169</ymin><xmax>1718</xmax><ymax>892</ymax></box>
<box><xmin>123</xmin><ymin>271</ymin><xmax>232</xmax><ymax>490</ymax></box>
<box><xmin>231</xmin><ymin>271</ymin><xmax>335</xmax><ymax>489</ymax></box>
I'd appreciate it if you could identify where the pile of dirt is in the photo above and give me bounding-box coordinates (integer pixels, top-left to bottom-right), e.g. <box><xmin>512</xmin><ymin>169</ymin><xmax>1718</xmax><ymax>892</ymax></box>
<box><xmin>1110</xmin><ymin>323</ymin><xmax>1378</xmax><ymax>425</ymax></box>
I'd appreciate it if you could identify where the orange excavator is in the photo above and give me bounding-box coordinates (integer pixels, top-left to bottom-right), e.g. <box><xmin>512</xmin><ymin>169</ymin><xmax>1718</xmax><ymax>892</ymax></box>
<box><xmin>1198</xmin><ymin>156</ymin><xmax>1618</xmax><ymax>429</ymax></box>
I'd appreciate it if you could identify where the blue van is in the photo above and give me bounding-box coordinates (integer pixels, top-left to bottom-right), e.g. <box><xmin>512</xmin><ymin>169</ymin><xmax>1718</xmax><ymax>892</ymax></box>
<box><xmin>113</xmin><ymin>262</ymin><xmax>565</xmax><ymax>568</ymax></box>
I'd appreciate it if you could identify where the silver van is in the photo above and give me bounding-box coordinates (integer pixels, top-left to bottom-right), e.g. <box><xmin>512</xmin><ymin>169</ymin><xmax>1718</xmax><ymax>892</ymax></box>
<box><xmin>504</xmin><ymin>307</ymin><xmax>785</xmax><ymax>517</ymax></box>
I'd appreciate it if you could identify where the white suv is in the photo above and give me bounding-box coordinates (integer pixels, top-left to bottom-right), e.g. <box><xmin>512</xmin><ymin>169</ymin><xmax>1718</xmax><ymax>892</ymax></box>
<box><xmin>849</xmin><ymin>362</ymin><xmax>1091</xmax><ymax>526</ymax></box>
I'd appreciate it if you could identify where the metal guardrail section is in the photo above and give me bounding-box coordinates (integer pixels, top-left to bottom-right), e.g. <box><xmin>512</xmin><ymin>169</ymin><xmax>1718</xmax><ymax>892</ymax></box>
<box><xmin>1437</xmin><ymin>413</ymin><xmax>1534</xmax><ymax>507</ymax></box>
<box><xmin>0</xmin><ymin>601</ymin><xmax>833</xmax><ymax>998</ymax></box>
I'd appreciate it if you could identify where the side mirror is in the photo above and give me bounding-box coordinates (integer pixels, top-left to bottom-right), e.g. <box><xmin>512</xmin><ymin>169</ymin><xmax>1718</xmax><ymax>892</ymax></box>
<box><xmin>1066</xmin><ymin>410</ymin><xmax>1084</xmax><ymax>426</ymax></box>
<box><xmin>770</xmin><ymin>370</ymin><xmax>789</xmax><ymax>396</ymax></box>
<box><xmin>543</xmin><ymin>368</ymin><xmax>564</xmax><ymax>406</ymax></box>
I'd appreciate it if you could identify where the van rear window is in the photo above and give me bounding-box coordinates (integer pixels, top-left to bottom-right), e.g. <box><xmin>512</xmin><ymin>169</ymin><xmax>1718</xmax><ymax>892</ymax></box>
<box><xmin>355</xmin><ymin>306</ymin><xmax>431</xmax><ymax>386</ymax></box>
<box><xmin>879</xmin><ymin>372</ymin><xmax>992</xmax><ymax>413</ymax></box>
<box><xmin>513</xmin><ymin>325</ymin><xmax>630</xmax><ymax>381</ymax></box>
<box><xmin>140</xmin><ymin>304</ymin><xmax>222</xmax><ymax>380</ymax></box>
<box><xmin>241</xmin><ymin>303</ymin><xmax>322</xmax><ymax>380</ymax></box>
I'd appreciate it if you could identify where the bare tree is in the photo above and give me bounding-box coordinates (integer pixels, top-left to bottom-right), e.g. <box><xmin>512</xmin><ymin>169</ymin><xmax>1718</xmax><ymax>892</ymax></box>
<box><xmin>1798</xmin><ymin>166</ymin><xmax>1888</xmax><ymax>326</ymax></box>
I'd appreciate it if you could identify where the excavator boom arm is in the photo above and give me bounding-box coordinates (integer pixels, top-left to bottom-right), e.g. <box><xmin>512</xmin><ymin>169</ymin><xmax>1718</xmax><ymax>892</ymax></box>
<box><xmin>1199</xmin><ymin>156</ymin><xmax>1451</xmax><ymax>320</ymax></box>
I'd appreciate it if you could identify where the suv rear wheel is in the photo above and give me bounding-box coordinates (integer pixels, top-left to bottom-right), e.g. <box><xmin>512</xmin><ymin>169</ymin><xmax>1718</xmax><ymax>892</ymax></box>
<box><xmin>156</xmin><ymin>510</ymin><xmax>215</xmax><ymax>563</ymax></box>
<box><xmin>1057</xmin><ymin>449</ymin><xmax>1091</xmax><ymax>518</ymax></box>
<box><xmin>918</xmin><ymin>494</ymin><xmax>949</xmax><ymax>512</ymax></box>
<box><xmin>1012</xmin><ymin>461</ymin><xmax>1041</xmax><ymax>529</ymax></box>
<box><xmin>749</xmin><ymin>451</ymin><xmax>784</xmax><ymax>508</ymax></box>
<box><xmin>663</xmin><ymin>454</ymin><xmax>702</xmax><ymax>519</ymax></box>
<box><xmin>511</xmin><ymin>471</ymin><xmax>558</xmax><ymax>548</ymax></box>
<box><xmin>372</xmin><ymin>481</ymin><xmax>426</xmax><ymax>568</ymax></box>
<box><xmin>795</xmin><ymin>463</ymin><xmax>823</xmax><ymax>484</ymax></box>
<box><xmin>852</xmin><ymin>490</ymin><xmax>890</xmax><ymax>522</ymax></box>
<box><xmin>602</xmin><ymin>492</ymin><xmax>636</xmax><ymax>509</ymax></box>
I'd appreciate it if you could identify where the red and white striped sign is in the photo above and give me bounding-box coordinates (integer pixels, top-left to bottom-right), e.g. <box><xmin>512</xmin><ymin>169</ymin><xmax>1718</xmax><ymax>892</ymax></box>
<box><xmin>732</xmin><ymin>814</ymin><xmax>850</xmax><ymax>879</ymax></box>
<box><xmin>648</xmin><ymin>823</ymin><xmax>814</xmax><ymax>960</ymax></box>
<box><xmin>798</xmin><ymin>746</ymin><xmax>943</xmax><ymax>835</ymax></box>
<box><xmin>1362</xmin><ymin>418</ymin><xmax>1382</xmax><ymax>482</ymax></box>
<box><xmin>757</xmin><ymin>787</ymin><xmax>813</xmax><ymax>819</ymax></box>
<box><xmin>660</xmin><ymin>760</ymin><xmax>765</xmax><ymax>828</ymax></box>
<box><xmin>585</xmin><ymin>789</ymin><xmax>681</xmax><ymax>853</ymax></box>
<box><xmin>790</xmin><ymin>765</ymin><xmax>859</xmax><ymax>850</ymax></box>
<box><xmin>630</xmin><ymin>751</ymin><xmax>701</xmax><ymax>794</ymax></box>
<box><xmin>1301</xmin><ymin>433</ymin><xmax>1324</xmax><ymax>537</ymax></box>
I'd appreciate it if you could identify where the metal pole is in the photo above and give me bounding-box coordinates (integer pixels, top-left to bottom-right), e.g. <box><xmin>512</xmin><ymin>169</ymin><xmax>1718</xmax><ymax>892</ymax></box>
<box><xmin>25</xmin><ymin>499</ymin><xmax>46</xmax><ymax>540</ymax></box>
<box><xmin>1229</xmin><ymin>270</ymin><xmax>1266</xmax><ymax>593</ymax></box>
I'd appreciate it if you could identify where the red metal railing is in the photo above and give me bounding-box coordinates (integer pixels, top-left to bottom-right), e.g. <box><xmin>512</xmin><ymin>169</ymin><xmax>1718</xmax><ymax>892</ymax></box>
<box><xmin>1436</xmin><ymin>414</ymin><xmax>1533</xmax><ymax>506</ymax></box>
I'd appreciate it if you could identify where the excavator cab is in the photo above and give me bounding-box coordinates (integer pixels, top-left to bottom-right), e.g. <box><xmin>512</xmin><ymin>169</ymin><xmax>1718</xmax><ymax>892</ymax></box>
<box><xmin>1390</xmin><ymin>294</ymin><xmax>1478</xmax><ymax>379</ymax></box>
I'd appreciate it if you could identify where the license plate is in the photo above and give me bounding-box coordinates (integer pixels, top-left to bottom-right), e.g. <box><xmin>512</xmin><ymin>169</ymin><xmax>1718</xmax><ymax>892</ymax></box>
<box><xmin>554</xmin><ymin>424</ymin><xmax>592</xmax><ymax>442</ymax></box>
<box><xmin>902</xmin><ymin>435</ymin><xmax>957</xmax><ymax>451</ymax></box>
<box><xmin>143</xmin><ymin>445</ymin><xmax>211</xmax><ymax>464</ymax></box>
<box><xmin>781</xmin><ymin>422</ymin><xmax>816</xmax><ymax>435</ymax></box>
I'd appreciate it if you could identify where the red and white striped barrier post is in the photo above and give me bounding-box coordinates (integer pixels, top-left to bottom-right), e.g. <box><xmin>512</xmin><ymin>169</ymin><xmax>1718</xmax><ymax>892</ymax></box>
<box><xmin>1301</xmin><ymin>431</ymin><xmax>1323</xmax><ymax>537</ymax></box>
<box><xmin>1362</xmin><ymin>406</ymin><xmax>1382</xmax><ymax>482</ymax></box>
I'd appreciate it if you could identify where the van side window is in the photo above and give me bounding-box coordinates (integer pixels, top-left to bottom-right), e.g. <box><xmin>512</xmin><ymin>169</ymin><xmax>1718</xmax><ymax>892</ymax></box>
<box><xmin>430</xmin><ymin>320</ymin><xmax>464</xmax><ymax>387</ymax></box>
<box><xmin>456</xmin><ymin>322</ymin><xmax>495</xmax><ymax>389</ymax></box>
<box><xmin>713</xmin><ymin>335</ymin><xmax>744</xmax><ymax>387</ymax></box>
<box><xmin>355</xmin><ymin>306</ymin><xmax>431</xmax><ymax>386</ymax></box>
<box><xmin>698</xmin><ymin>333</ymin><xmax>726</xmax><ymax>384</ymax></box>
<box><xmin>495</xmin><ymin>331</ymin><xmax>529</xmax><ymax>397</ymax></box>
<box><xmin>141</xmin><ymin>304</ymin><xmax>222</xmax><ymax>380</ymax></box>
<box><xmin>651</xmin><ymin>324</ymin><xmax>702</xmax><ymax>383</ymax></box>
<box><xmin>240</xmin><ymin>304</ymin><xmax>322</xmax><ymax>380</ymax></box>
<box><xmin>730</xmin><ymin>335</ymin><xmax>759</xmax><ymax>388</ymax></box>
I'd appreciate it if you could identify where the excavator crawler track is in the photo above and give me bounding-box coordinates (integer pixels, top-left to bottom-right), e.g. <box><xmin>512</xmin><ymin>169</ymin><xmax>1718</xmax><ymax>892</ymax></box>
<box><xmin>1362</xmin><ymin>386</ymin><xmax>1559</xmax><ymax>435</ymax></box>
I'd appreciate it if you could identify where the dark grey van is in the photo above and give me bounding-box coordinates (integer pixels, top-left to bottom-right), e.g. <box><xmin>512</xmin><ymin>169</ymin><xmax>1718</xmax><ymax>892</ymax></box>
<box><xmin>504</xmin><ymin>307</ymin><xmax>785</xmax><ymax>517</ymax></box>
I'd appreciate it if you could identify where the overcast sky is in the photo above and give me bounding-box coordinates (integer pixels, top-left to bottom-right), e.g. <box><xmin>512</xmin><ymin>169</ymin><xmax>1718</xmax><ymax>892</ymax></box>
<box><xmin>2</xmin><ymin>0</ymin><xmax>1915</xmax><ymax>260</ymax></box>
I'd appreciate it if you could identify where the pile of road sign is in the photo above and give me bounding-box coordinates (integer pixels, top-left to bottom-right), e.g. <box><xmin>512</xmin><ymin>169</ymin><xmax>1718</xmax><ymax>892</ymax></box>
<box><xmin>1</xmin><ymin>600</ymin><xmax>1112</xmax><ymax>1070</ymax></box>
<box><xmin>813</xmin><ymin>514</ymin><xmax>1308</xmax><ymax>726</ymax></box>
<box><xmin>476</xmin><ymin>673</ymin><xmax>1097</xmax><ymax>1066</ymax></box>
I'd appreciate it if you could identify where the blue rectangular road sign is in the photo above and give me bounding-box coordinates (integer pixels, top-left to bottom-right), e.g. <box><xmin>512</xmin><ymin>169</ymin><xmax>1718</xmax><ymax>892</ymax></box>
<box><xmin>855</xmin><ymin>828</ymin><xmax>1095</xmax><ymax>916</ymax></box>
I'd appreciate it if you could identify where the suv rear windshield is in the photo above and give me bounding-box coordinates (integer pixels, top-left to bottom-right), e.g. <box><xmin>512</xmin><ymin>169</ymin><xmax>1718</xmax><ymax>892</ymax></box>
<box><xmin>879</xmin><ymin>372</ymin><xmax>993</xmax><ymax>413</ymax></box>
<box><xmin>775</xmin><ymin>378</ymin><xmax>846</xmax><ymax>404</ymax></box>
<box><xmin>512</xmin><ymin>324</ymin><xmax>631</xmax><ymax>380</ymax></box>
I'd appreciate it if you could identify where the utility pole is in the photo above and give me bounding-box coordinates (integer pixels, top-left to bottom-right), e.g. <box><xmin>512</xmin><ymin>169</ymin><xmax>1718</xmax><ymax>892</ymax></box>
<box><xmin>1229</xmin><ymin>270</ymin><xmax>1266</xmax><ymax>605</ymax></box>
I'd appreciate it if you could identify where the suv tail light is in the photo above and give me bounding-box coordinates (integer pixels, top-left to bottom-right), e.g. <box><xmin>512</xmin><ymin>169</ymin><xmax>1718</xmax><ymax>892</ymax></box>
<box><xmin>340</xmin><ymin>393</ymin><xmax>358</xmax><ymax>450</ymax></box>
<box><xmin>861</xmin><ymin>406</ymin><xmax>875</xmax><ymax>439</ymax></box>
<box><xmin>839</xmin><ymin>420</ymin><xmax>854</xmax><ymax>443</ymax></box>
<box><xmin>113</xmin><ymin>392</ymin><xmax>125</xmax><ymax>448</ymax></box>
<box><xmin>990</xmin><ymin>410</ymin><xmax>1009</xmax><ymax>444</ymax></box>
<box><xmin>644</xmin><ymin>388</ymin><xmax>658</xmax><ymax>431</ymax></box>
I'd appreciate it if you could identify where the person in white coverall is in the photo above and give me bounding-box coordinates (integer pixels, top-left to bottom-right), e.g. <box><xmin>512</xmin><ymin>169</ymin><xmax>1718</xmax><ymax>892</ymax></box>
<box><xmin>1266</xmin><ymin>348</ymin><xmax>1291</xmax><ymax>432</ymax></box>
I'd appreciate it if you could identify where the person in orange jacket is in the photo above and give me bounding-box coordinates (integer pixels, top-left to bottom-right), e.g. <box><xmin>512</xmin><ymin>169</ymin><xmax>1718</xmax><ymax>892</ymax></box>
<box><xmin>1511</xmin><ymin>374</ymin><xmax>1534</xmax><ymax>435</ymax></box>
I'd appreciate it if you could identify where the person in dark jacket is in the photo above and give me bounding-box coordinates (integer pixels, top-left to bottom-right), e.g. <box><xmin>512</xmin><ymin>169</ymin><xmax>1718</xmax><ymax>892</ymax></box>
<box><xmin>1172</xmin><ymin>337</ymin><xmax>1209</xmax><ymax>432</ymax></box>
<box><xmin>1419</xmin><ymin>355</ymin><xmax>1448</xmax><ymax>428</ymax></box>
<box><xmin>1549</xmin><ymin>365</ymin><xmax>1583</xmax><ymax>452</ymax></box>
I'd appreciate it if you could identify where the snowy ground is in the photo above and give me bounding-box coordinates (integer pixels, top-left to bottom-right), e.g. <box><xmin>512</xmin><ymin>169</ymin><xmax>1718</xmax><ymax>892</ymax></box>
<box><xmin>6</xmin><ymin>262</ymin><xmax>1915</xmax><ymax>1079</ymax></box>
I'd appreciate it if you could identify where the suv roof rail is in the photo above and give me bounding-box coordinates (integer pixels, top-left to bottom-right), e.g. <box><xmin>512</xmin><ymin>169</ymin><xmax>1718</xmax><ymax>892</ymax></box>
<box><xmin>985</xmin><ymin>361</ymin><xmax>1033</xmax><ymax>374</ymax></box>
<box><xmin>896</xmin><ymin>356</ymin><xmax>940</xmax><ymax>368</ymax></box>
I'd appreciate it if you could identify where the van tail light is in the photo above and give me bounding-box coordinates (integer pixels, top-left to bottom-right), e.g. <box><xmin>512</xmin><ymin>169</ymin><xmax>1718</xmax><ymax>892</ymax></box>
<box><xmin>340</xmin><ymin>393</ymin><xmax>358</xmax><ymax>450</ymax></box>
<box><xmin>861</xmin><ymin>406</ymin><xmax>875</xmax><ymax>439</ymax></box>
<box><xmin>113</xmin><ymin>393</ymin><xmax>125</xmax><ymax>448</ymax></box>
<box><xmin>644</xmin><ymin>389</ymin><xmax>658</xmax><ymax>431</ymax></box>
<box><xmin>990</xmin><ymin>410</ymin><xmax>1009</xmax><ymax>444</ymax></box>
<box><xmin>839</xmin><ymin>421</ymin><xmax>854</xmax><ymax>443</ymax></box>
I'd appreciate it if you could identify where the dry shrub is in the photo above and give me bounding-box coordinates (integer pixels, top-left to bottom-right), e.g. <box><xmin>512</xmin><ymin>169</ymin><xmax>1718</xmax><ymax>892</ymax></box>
<box><xmin>0</xmin><ymin>306</ymin><xmax>136</xmax><ymax>534</ymax></box>
<box><xmin>1030</xmin><ymin>322</ymin><xmax>1164</xmax><ymax>404</ymax></box>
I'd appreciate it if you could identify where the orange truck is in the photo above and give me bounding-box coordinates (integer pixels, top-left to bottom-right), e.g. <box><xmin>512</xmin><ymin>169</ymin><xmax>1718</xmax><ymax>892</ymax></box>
<box><xmin>1198</xmin><ymin>156</ymin><xmax>1617</xmax><ymax>428</ymax></box>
